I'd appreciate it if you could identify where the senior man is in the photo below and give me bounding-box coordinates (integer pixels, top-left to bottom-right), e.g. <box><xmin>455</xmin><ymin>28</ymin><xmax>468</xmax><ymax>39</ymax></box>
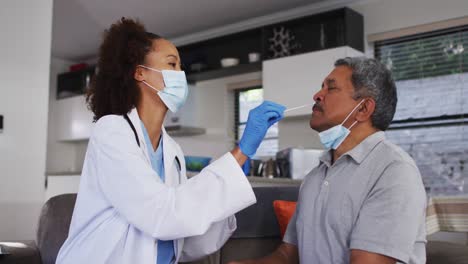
<box><xmin>230</xmin><ymin>57</ymin><xmax>427</xmax><ymax>264</ymax></box>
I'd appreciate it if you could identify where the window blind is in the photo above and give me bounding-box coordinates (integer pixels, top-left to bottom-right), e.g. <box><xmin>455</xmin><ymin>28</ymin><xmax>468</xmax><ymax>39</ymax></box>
<box><xmin>375</xmin><ymin>25</ymin><xmax>467</xmax><ymax>195</ymax></box>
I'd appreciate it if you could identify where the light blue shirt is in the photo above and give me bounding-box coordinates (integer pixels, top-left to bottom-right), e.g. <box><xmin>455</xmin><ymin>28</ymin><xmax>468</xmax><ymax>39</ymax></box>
<box><xmin>140</xmin><ymin>122</ymin><xmax>175</xmax><ymax>264</ymax></box>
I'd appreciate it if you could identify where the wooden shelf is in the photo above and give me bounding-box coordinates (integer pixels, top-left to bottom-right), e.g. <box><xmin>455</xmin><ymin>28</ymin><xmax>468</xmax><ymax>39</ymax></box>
<box><xmin>186</xmin><ymin>62</ymin><xmax>262</xmax><ymax>83</ymax></box>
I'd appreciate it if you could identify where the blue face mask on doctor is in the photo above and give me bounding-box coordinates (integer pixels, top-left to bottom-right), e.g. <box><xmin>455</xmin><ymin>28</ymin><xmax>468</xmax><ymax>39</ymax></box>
<box><xmin>318</xmin><ymin>99</ymin><xmax>365</xmax><ymax>150</ymax></box>
<box><xmin>138</xmin><ymin>65</ymin><xmax>188</xmax><ymax>113</ymax></box>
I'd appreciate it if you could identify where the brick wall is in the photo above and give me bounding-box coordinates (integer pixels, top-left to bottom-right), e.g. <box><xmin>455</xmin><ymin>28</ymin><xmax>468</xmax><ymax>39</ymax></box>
<box><xmin>385</xmin><ymin>73</ymin><xmax>468</xmax><ymax>195</ymax></box>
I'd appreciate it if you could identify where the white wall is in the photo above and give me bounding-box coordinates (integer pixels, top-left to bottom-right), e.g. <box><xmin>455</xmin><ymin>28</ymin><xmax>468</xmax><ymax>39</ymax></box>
<box><xmin>0</xmin><ymin>0</ymin><xmax>53</xmax><ymax>240</ymax></box>
<box><xmin>350</xmin><ymin>0</ymin><xmax>468</xmax><ymax>56</ymax></box>
<box><xmin>351</xmin><ymin>0</ymin><xmax>468</xmax><ymax>36</ymax></box>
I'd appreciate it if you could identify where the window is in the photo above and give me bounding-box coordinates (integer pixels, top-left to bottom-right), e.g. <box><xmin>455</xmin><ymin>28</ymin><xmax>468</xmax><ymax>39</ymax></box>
<box><xmin>235</xmin><ymin>87</ymin><xmax>279</xmax><ymax>158</ymax></box>
<box><xmin>375</xmin><ymin>25</ymin><xmax>467</xmax><ymax>195</ymax></box>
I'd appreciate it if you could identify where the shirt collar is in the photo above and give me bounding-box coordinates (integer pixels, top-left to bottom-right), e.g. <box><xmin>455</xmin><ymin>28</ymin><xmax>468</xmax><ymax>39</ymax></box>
<box><xmin>319</xmin><ymin>131</ymin><xmax>386</xmax><ymax>166</ymax></box>
<box><xmin>318</xmin><ymin>151</ymin><xmax>333</xmax><ymax>167</ymax></box>
<box><xmin>140</xmin><ymin>121</ymin><xmax>163</xmax><ymax>155</ymax></box>
<box><xmin>346</xmin><ymin>131</ymin><xmax>385</xmax><ymax>163</ymax></box>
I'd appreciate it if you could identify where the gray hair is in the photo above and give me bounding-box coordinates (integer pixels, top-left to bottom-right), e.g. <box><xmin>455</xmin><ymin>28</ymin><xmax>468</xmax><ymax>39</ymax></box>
<box><xmin>334</xmin><ymin>57</ymin><xmax>397</xmax><ymax>131</ymax></box>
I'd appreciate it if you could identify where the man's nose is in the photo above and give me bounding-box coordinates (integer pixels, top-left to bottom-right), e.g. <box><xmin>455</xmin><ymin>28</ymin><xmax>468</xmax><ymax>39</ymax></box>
<box><xmin>313</xmin><ymin>89</ymin><xmax>323</xmax><ymax>102</ymax></box>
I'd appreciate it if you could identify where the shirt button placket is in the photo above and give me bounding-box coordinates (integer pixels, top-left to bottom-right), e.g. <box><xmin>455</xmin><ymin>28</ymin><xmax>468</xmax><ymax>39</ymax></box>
<box><xmin>317</xmin><ymin>167</ymin><xmax>330</xmax><ymax>206</ymax></box>
<box><xmin>323</xmin><ymin>166</ymin><xmax>331</xmax><ymax>188</ymax></box>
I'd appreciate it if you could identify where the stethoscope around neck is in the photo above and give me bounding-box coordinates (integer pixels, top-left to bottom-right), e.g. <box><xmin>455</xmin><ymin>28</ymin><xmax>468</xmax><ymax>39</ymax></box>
<box><xmin>124</xmin><ymin>114</ymin><xmax>183</xmax><ymax>182</ymax></box>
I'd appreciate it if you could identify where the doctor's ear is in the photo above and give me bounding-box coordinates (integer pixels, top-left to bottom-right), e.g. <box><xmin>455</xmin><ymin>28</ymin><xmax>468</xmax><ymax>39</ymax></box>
<box><xmin>356</xmin><ymin>98</ymin><xmax>376</xmax><ymax>122</ymax></box>
<box><xmin>134</xmin><ymin>66</ymin><xmax>145</xmax><ymax>82</ymax></box>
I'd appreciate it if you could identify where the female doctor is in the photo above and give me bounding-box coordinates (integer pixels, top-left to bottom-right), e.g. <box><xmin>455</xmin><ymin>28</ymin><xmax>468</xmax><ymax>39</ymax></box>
<box><xmin>56</xmin><ymin>18</ymin><xmax>285</xmax><ymax>264</ymax></box>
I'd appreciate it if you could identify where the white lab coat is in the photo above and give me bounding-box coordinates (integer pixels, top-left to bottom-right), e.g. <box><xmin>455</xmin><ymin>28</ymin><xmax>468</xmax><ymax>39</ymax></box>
<box><xmin>56</xmin><ymin>108</ymin><xmax>256</xmax><ymax>264</ymax></box>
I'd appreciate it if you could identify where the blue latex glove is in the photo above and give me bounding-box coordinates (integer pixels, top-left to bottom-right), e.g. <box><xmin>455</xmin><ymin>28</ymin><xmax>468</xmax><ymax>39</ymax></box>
<box><xmin>239</xmin><ymin>101</ymin><xmax>286</xmax><ymax>158</ymax></box>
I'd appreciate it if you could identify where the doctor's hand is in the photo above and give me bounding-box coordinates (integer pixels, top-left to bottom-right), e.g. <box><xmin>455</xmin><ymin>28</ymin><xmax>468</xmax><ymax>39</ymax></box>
<box><xmin>239</xmin><ymin>101</ymin><xmax>285</xmax><ymax>158</ymax></box>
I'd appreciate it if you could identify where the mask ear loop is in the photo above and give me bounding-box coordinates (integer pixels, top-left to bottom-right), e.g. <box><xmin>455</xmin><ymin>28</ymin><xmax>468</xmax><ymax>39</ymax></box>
<box><xmin>348</xmin><ymin>120</ymin><xmax>358</xmax><ymax>130</ymax></box>
<box><xmin>341</xmin><ymin>99</ymin><xmax>366</xmax><ymax>127</ymax></box>
<box><xmin>141</xmin><ymin>80</ymin><xmax>163</xmax><ymax>92</ymax></box>
<box><xmin>138</xmin><ymin>65</ymin><xmax>164</xmax><ymax>92</ymax></box>
<box><xmin>138</xmin><ymin>64</ymin><xmax>162</xmax><ymax>73</ymax></box>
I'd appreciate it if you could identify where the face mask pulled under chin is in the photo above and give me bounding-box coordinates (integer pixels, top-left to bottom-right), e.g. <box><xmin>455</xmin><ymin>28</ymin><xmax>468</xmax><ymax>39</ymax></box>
<box><xmin>318</xmin><ymin>99</ymin><xmax>365</xmax><ymax>150</ymax></box>
<box><xmin>138</xmin><ymin>65</ymin><xmax>189</xmax><ymax>113</ymax></box>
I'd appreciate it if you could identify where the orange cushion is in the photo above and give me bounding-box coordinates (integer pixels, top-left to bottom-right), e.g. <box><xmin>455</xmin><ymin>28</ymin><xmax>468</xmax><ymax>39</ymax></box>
<box><xmin>273</xmin><ymin>200</ymin><xmax>297</xmax><ymax>238</ymax></box>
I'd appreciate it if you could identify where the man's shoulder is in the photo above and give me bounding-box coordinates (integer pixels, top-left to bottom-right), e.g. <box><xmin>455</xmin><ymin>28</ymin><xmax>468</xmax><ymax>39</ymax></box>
<box><xmin>370</xmin><ymin>138</ymin><xmax>424</xmax><ymax>189</ymax></box>
<box><xmin>373</xmin><ymin>137</ymin><xmax>418</xmax><ymax>168</ymax></box>
<box><xmin>361</xmin><ymin>136</ymin><xmax>423</xmax><ymax>187</ymax></box>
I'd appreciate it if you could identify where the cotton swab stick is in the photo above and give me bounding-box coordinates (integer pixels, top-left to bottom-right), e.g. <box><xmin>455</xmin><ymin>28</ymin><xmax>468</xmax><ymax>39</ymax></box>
<box><xmin>284</xmin><ymin>103</ymin><xmax>314</xmax><ymax>113</ymax></box>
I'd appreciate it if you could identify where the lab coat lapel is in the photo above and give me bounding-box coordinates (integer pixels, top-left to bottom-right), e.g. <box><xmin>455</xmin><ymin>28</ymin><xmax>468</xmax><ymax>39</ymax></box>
<box><xmin>127</xmin><ymin>108</ymin><xmax>151</xmax><ymax>165</ymax></box>
<box><xmin>162</xmin><ymin>126</ymin><xmax>177</xmax><ymax>187</ymax></box>
<box><xmin>129</xmin><ymin>109</ymin><xmax>185</xmax><ymax>260</ymax></box>
<box><xmin>128</xmin><ymin>108</ymin><xmax>179</xmax><ymax>186</ymax></box>
<box><xmin>161</xmin><ymin>127</ymin><xmax>185</xmax><ymax>261</ymax></box>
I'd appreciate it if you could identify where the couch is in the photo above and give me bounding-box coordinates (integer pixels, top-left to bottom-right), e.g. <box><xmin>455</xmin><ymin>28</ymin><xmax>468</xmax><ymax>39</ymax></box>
<box><xmin>1</xmin><ymin>186</ymin><xmax>467</xmax><ymax>264</ymax></box>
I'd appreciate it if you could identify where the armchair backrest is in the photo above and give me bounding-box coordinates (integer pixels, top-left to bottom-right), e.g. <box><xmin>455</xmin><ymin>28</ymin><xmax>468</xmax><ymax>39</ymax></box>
<box><xmin>36</xmin><ymin>194</ymin><xmax>77</xmax><ymax>264</ymax></box>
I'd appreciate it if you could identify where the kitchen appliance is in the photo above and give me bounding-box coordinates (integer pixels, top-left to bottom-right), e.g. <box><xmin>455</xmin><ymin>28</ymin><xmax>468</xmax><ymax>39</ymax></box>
<box><xmin>276</xmin><ymin>148</ymin><xmax>323</xmax><ymax>179</ymax></box>
<box><xmin>264</xmin><ymin>158</ymin><xmax>279</xmax><ymax>178</ymax></box>
<box><xmin>57</xmin><ymin>66</ymin><xmax>96</xmax><ymax>99</ymax></box>
<box><xmin>253</xmin><ymin>158</ymin><xmax>280</xmax><ymax>178</ymax></box>
<box><xmin>250</xmin><ymin>159</ymin><xmax>263</xmax><ymax>176</ymax></box>
<box><xmin>275</xmin><ymin>150</ymin><xmax>290</xmax><ymax>178</ymax></box>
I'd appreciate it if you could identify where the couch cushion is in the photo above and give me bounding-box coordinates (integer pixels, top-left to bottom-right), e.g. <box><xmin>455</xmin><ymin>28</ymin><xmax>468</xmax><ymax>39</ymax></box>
<box><xmin>221</xmin><ymin>238</ymin><xmax>282</xmax><ymax>263</ymax></box>
<box><xmin>232</xmin><ymin>186</ymin><xmax>299</xmax><ymax>239</ymax></box>
<box><xmin>0</xmin><ymin>241</ymin><xmax>41</xmax><ymax>264</ymax></box>
<box><xmin>179</xmin><ymin>251</ymin><xmax>220</xmax><ymax>264</ymax></box>
<box><xmin>273</xmin><ymin>200</ymin><xmax>297</xmax><ymax>238</ymax></box>
<box><xmin>36</xmin><ymin>194</ymin><xmax>77</xmax><ymax>264</ymax></box>
<box><xmin>427</xmin><ymin>241</ymin><xmax>468</xmax><ymax>264</ymax></box>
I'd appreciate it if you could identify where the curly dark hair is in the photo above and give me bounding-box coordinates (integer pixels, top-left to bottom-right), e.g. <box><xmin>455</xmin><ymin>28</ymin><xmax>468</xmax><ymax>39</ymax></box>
<box><xmin>87</xmin><ymin>17</ymin><xmax>161</xmax><ymax>121</ymax></box>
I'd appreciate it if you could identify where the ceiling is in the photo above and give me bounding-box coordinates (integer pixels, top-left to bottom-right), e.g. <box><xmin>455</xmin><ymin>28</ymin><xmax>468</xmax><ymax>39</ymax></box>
<box><xmin>52</xmin><ymin>0</ymin><xmax>353</xmax><ymax>61</ymax></box>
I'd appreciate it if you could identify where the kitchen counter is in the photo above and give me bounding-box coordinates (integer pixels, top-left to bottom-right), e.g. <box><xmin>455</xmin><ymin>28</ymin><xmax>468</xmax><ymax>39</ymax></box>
<box><xmin>248</xmin><ymin>176</ymin><xmax>302</xmax><ymax>187</ymax></box>
<box><xmin>46</xmin><ymin>171</ymin><xmax>82</xmax><ymax>176</ymax></box>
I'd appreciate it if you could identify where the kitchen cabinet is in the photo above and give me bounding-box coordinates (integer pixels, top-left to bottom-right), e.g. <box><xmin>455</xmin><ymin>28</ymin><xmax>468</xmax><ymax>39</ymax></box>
<box><xmin>179</xmin><ymin>7</ymin><xmax>363</xmax><ymax>83</ymax></box>
<box><xmin>55</xmin><ymin>95</ymin><xmax>94</xmax><ymax>141</ymax></box>
<box><xmin>263</xmin><ymin>46</ymin><xmax>363</xmax><ymax>117</ymax></box>
<box><xmin>56</xmin><ymin>66</ymin><xmax>95</xmax><ymax>99</ymax></box>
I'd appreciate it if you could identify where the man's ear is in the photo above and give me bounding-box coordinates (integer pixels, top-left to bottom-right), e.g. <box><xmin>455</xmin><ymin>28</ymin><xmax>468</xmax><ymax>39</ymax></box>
<box><xmin>134</xmin><ymin>66</ymin><xmax>145</xmax><ymax>82</ymax></box>
<box><xmin>356</xmin><ymin>98</ymin><xmax>376</xmax><ymax>122</ymax></box>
